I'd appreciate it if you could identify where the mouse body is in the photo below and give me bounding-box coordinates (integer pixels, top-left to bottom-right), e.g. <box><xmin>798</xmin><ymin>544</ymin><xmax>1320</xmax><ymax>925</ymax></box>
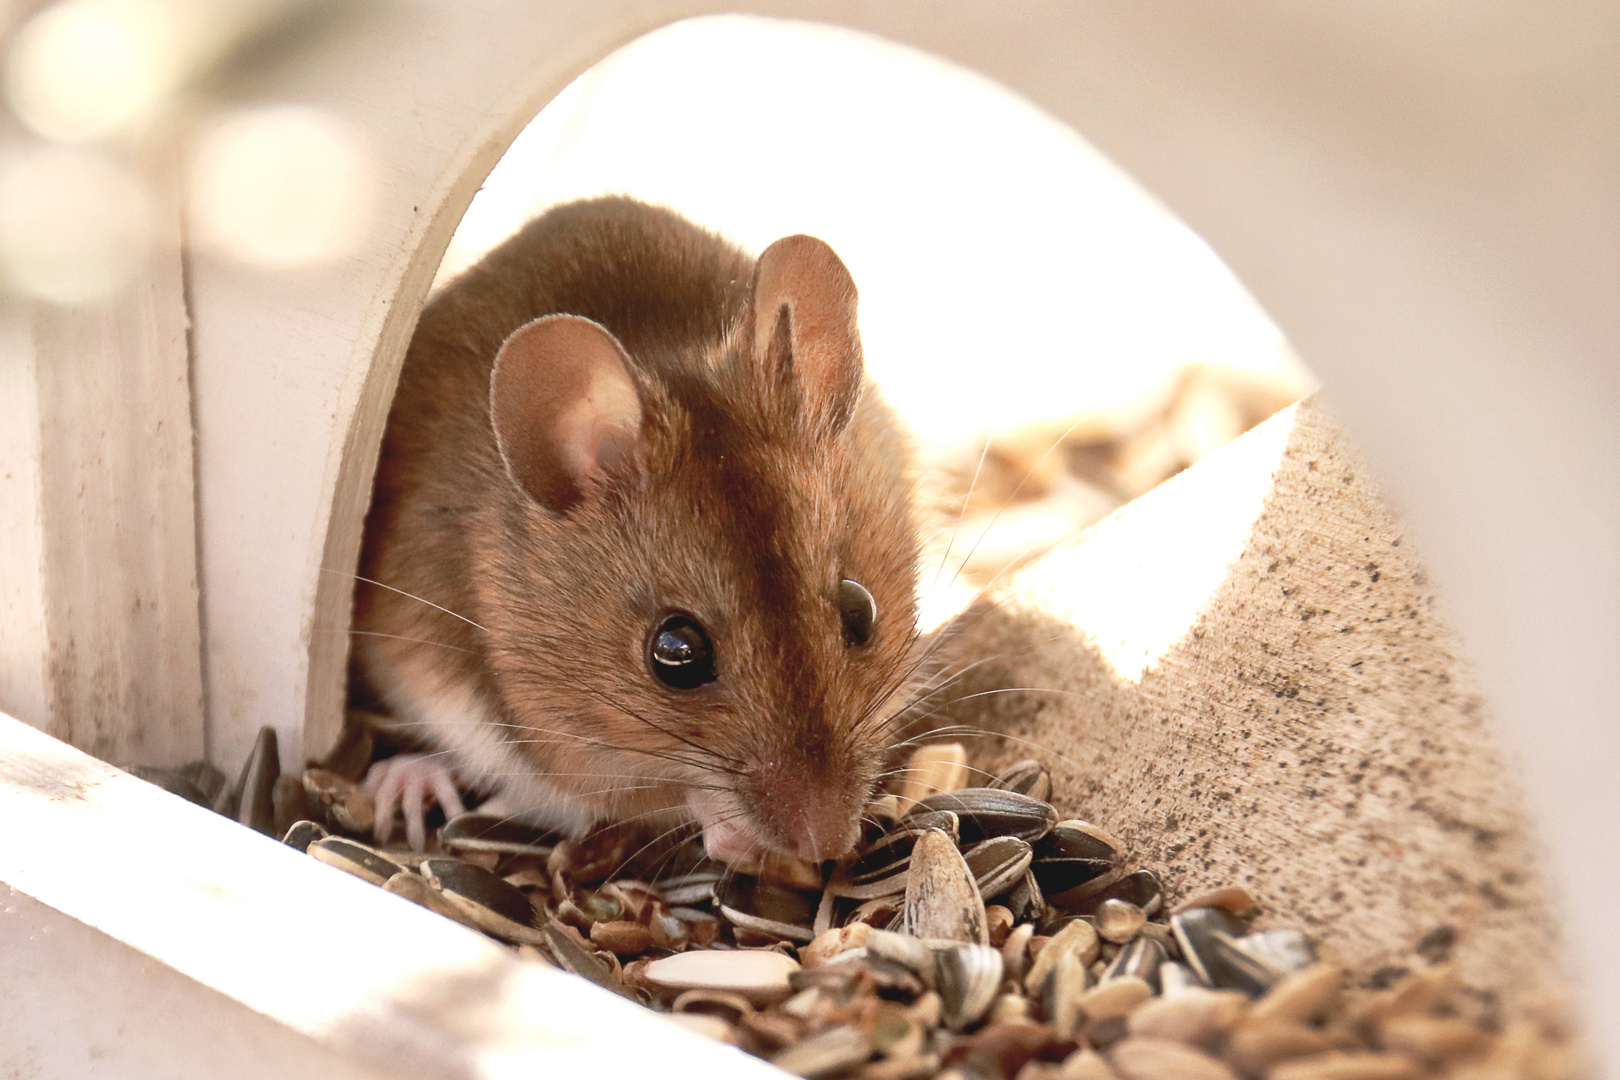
<box><xmin>351</xmin><ymin>197</ymin><xmax>921</xmax><ymax>863</ymax></box>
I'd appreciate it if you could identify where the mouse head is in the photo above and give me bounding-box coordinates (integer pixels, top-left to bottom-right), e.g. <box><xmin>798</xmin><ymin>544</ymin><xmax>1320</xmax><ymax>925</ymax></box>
<box><xmin>483</xmin><ymin>231</ymin><xmax>920</xmax><ymax>865</ymax></box>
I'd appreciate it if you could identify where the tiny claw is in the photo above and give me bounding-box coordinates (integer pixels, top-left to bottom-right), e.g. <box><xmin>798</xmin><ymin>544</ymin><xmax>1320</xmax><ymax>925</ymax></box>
<box><xmin>362</xmin><ymin>754</ymin><xmax>466</xmax><ymax>851</ymax></box>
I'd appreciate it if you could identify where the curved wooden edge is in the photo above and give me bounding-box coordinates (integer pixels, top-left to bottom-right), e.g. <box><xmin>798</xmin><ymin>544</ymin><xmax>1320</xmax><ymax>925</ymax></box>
<box><xmin>0</xmin><ymin>711</ymin><xmax>785</xmax><ymax>1078</ymax></box>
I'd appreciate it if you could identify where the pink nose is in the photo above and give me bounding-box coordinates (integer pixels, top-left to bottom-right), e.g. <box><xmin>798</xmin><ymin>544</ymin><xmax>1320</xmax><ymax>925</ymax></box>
<box><xmin>777</xmin><ymin>794</ymin><xmax>861</xmax><ymax>862</ymax></box>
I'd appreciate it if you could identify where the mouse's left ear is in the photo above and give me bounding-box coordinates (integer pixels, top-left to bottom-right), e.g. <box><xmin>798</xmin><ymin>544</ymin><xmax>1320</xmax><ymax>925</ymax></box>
<box><xmin>750</xmin><ymin>234</ymin><xmax>863</xmax><ymax>438</ymax></box>
<box><xmin>489</xmin><ymin>314</ymin><xmax>644</xmax><ymax>516</ymax></box>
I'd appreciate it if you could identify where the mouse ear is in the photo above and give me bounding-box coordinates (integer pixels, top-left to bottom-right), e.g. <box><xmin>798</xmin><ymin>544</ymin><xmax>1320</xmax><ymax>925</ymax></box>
<box><xmin>751</xmin><ymin>234</ymin><xmax>863</xmax><ymax>437</ymax></box>
<box><xmin>489</xmin><ymin>314</ymin><xmax>644</xmax><ymax>516</ymax></box>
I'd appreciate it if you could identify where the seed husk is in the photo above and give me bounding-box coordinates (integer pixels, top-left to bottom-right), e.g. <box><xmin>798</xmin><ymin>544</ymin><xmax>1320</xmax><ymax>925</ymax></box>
<box><xmin>1110</xmin><ymin>1037</ymin><xmax>1241</xmax><ymax>1080</ymax></box>
<box><xmin>1102</xmin><ymin>935</ymin><xmax>1166</xmax><ymax>989</ymax></box>
<box><xmin>772</xmin><ymin>1026</ymin><xmax>874</xmax><ymax>1079</ymax></box>
<box><xmin>1172</xmin><ymin>907</ymin><xmax>1279</xmax><ymax>997</ymax></box>
<box><xmin>989</xmin><ymin>758</ymin><xmax>1053</xmax><ymax>802</ymax></box>
<box><xmin>1097</xmin><ymin>898</ymin><xmax>1148</xmax><ymax>944</ymax></box>
<box><xmin>1005</xmin><ymin>868</ymin><xmax>1048</xmax><ymax>923</ymax></box>
<box><xmin>1375</xmin><ymin>1015</ymin><xmax>1490</xmax><ymax>1066</ymax></box>
<box><xmin>590</xmin><ymin>919</ymin><xmax>655</xmax><ymax>955</ymax></box>
<box><xmin>902</xmin><ymin>828</ymin><xmax>988</xmax><ymax>944</ymax></box>
<box><xmin>964</xmin><ymin>835</ymin><xmax>1035</xmax><ymax>899</ymax></box>
<box><xmin>1025</xmin><ymin>918</ymin><xmax>1101</xmax><ymax>993</ymax></box>
<box><xmin>1236</xmin><ymin>929</ymin><xmax>1316</xmax><ymax>975</ymax></box>
<box><xmin>910</xmin><ymin>788</ymin><xmax>1058</xmax><ymax>844</ymax></box>
<box><xmin>1251</xmin><ymin>962</ymin><xmax>1344</xmax><ymax>1024</ymax></box>
<box><xmin>423</xmin><ymin>857</ymin><xmax>546</xmax><ymax>945</ymax></box>
<box><xmin>233</xmin><ymin>725</ymin><xmax>280</xmax><ymax>836</ymax></box>
<box><xmin>715</xmin><ymin>874</ymin><xmax>820</xmax><ymax>943</ymax></box>
<box><xmin>934</xmin><ymin>943</ymin><xmax>1004</xmax><ymax>1029</ymax></box>
<box><xmin>836</xmin><ymin>811</ymin><xmax>962</xmax><ymax>899</ymax></box>
<box><xmin>896</xmin><ymin>743</ymin><xmax>970</xmax><ymax>813</ymax></box>
<box><xmin>308</xmin><ymin>835</ymin><xmax>409</xmax><ymax>886</ymax></box>
<box><xmin>1172</xmin><ymin>886</ymin><xmax>1257</xmax><ymax>917</ymax></box>
<box><xmin>282</xmin><ymin>818</ymin><xmax>328</xmax><ymax>853</ymax></box>
<box><xmin>1127</xmin><ymin>987</ymin><xmax>1249</xmax><ymax>1048</ymax></box>
<box><xmin>441</xmin><ymin>811</ymin><xmax>561</xmax><ymax>855</ymax></box>
<box><xmin>382</xmin><ymin>870</ymin><xmax>472</xmax><ymax>925</ymax></box>
<box><xmin>1265</xmin><ymin>1051</ymin><xmax>1422</xmax><ymax>1080</ymax></box>
<box><xmin>1224</xmin><ymin>1016</ymin><xmax>1336</xmax><ymax>1077</ymax></box>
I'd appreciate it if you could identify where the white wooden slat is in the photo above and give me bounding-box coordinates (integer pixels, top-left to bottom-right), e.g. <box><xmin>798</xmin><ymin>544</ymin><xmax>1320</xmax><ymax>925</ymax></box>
<box><xmin>0</xmin><ymin>712</ymin><xmax>785</xmax><ymax>1079</ymax></box>
<box><xmin>0</xmin><ymin>152</ymin><xmax>203</xmax><ymax>767</ymax></box>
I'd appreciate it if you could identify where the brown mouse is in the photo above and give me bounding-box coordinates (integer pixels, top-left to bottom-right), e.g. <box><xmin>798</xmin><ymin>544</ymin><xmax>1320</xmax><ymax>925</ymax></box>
<box><xmin>350</xmin><ymin>197</ymin><xmax>921</xmax><ymax>863</ymax></box>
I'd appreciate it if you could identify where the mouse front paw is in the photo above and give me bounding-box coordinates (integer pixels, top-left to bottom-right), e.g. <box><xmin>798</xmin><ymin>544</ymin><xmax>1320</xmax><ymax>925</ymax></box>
<box><xmin>362</xmin><ymin>753</ymin><xmax>467</xmax><ymax>850</ymax></box>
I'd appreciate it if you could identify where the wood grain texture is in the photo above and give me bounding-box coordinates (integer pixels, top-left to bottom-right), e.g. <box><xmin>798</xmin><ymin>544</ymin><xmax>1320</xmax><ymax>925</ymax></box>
<box><xmin>0</xmin><ymin>158</ymin><xmax>204</xmax><ymax>767</ymax></box>
<box><xmin>939</xmin><ymin>398</ymin><xmax>1564</xmax><ymax>1020</ymax></box>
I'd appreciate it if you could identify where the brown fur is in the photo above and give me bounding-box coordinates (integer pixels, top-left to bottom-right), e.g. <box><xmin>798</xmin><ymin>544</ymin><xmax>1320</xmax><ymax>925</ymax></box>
<box><xmin>353</xmin><ymin>198</ymin><xmax>920</xmax><ymax>859</ymax></box>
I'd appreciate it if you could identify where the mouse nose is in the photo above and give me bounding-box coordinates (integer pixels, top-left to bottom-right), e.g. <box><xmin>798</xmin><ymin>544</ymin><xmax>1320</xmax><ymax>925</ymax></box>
<box><xmin>777</xmin><ymin>791</ymin><xmax>861</xmax><ymax>862</ymax></box>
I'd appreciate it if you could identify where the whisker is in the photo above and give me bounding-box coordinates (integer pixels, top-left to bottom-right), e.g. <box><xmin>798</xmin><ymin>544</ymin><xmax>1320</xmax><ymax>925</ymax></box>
<box><xmin>321</xmin><ymin>567</ymin><xmax>488</xmax><ymax>632</ymax></box>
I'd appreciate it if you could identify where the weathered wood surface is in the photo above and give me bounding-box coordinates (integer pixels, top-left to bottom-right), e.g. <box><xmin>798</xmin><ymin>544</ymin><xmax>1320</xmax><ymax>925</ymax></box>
<box><xmin>943</xmin><ymin>397</ymin><xmax>1564</xmax><ymax>1020</ymax></box>
<box><xmin>0</xmin><ymin>156</ymin><xmax>203</xmax><ymax>768</ymax></box>
<box><xmin>0</xmin><ymin>711</ymin><xmax>784</xmax><ymax>1079</ymax></box>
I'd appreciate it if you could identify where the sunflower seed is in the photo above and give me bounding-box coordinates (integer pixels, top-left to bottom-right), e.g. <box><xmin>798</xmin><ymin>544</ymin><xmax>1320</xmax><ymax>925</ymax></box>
<box><xmin>988</xmin><ymin>759</ymin><xmax>1053</xmax><ymax>802</ymax></box>
<box><xmin>441</xmin><ymin>812</ymin><xmax>562</xmax><ymax>855</ymax></box>
<box><xmin>1033</xmin><ymin>821</ymin><xmax>1124</xmax><ymax>895</ymax></box>
<box><xmin>1266</xmin><ymin>1051</ymin><xmax>1422</xmax><ymax>1080</ymax></box>
<box><xmin>1097</xmin><ymin>898</ymin><xmax>1147</xmax><ymax>944</ymax></box>
<box><xmin>1224</xmin><ymin>1017</ymin><xmax>1335</xmax><ymax>1077</ymax></box>
<box><xmin>654</xmin><ymin>867</ymin><xmax>724</xmax><ymax>907</ymax></box>
<box><xmin>716</xmin><ymin>875</ymin><xmax>820</xmax><ymax>943</ymax></box>
<box><xmin>1171</xmin><ymin>908</ymin><xmax>1279</xmax><ymax>997</ymax></box>
<box><xmin>903</xmin><ymin>828</ymin><xmax>987</xmax><ymax>944</ymax></box>
<box><xmin>1127</xmin><ymin>987</ymin><xmax>1249</xmax><ymax>1046</ymax></box>
<box><xmin>543</xmin><ymin>918</ymin><xmax>625</xmax><ymax>993</ymax></box>
<box><xmin>909</xmin><ymin>789</ymin><xmax>1058</xmax><ymax>844</ymax></box>
<box><xmin>645</xmin><ymin>949</ymin><xmax>801</xmax><ymax>1006</ymax></box>
<box><xmin>1024</xmin><ymin>918</ymin><xmax>1100</xmax><ymax>993</ymax></box>
<box><xmin>308</xmin><ymin>836</ymin><xmax>410</xmax><ymax>886</ymax></box>
<box><xmin>1005</xmin><ymin>868</ymin><xmax>1047</xmax><ymax>924</ymax></box>
<box><xmin>1102</xmin><ymin>935</ymin><xmax>1166</xmax><ymax>989</ymax></box>
<box><xmin>233</xmin><ymin>725</ymin><xmax>280</xmax><ymax>836</ymax></box>
<box><xmin>1236</xmin><ymin>929</ymin><xmax>1316</xmax><ymax>975</ymax></box>
<box><xmin>772</xmin><ymin>1024</ymin><xmax>873</xmax><ymax>1078</ymax></box>
<box><xmin>281</xmin><ymin>818</ymin><xmax>328</xmax><ymax>853</ymax></box>
<box><xmin>383</xmin><ymin>870</ymin><xmax>474</xmax><ymax>925</ymax></box>
<box><xmin>835</xmin><ymin>811</ymin><xmax>962</xmax><ymax>899</ymax></box>
<box><xmin>1160</xmin><ymin>961</ymin><xmax>1205</xmax><ymax>996</ymax></box>
<box><xmin>934</xmin><ymin>943</ymin><xmax>1004</xmax><ymax>1029</ymax></box>
<box><xmin>963</xmin><ymin>835</ymin><xmax>1034</xmax><ymax>899</ymax></box>
<box><xmin>1251</xmin><ymin>962</ymin><xmax>1343</xmax><ymax>1024</ymax></box>
<box><xmin>1110</xmin><ymin>1037</ymin><xmax>1240</xmax><ymax>1080</ymax></box>
<box><xmin>422</xmin><ymin>857</ymin><xmax>545</xmax><ymax>945</ymax></box>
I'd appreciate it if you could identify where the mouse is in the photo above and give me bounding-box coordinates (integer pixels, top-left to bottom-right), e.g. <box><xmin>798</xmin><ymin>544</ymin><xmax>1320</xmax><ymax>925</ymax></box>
<box><xmin>349</xmin><ymin>197</ymin><xmax>922</xmax><ymax>865</ymax></box>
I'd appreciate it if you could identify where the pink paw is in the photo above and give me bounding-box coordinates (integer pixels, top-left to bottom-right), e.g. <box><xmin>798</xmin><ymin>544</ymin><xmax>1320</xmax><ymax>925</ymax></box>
<box><xmin>362</xmin><ymin>753</ymin><xmax>467</xmax><ymax>850</ymax></box>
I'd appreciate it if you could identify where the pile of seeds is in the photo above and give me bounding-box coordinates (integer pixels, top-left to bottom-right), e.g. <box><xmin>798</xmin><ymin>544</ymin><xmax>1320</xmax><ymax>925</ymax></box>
<box><xmin>140</xmin><ymin>734</ymin><xmax>1578</xmax><ymax>1080</ymax></box>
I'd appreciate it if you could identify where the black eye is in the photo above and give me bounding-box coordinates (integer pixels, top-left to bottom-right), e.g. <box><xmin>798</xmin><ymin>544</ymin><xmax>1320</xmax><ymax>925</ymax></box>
<box><xmin>646</xmin><ymin>615</ymin><xmax>716</xmax><ymax>690</ymax></box>
<box><xmin>837</xmin><ymin>579</ymin><xmax>876</xmax><ymax>647</ymax></box>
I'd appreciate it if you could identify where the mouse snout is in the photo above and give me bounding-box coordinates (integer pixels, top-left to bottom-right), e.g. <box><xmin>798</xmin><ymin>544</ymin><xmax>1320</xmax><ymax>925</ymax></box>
<box><xmin>756</xmin><ymin>775</ymin><xmax>863</xmax><ymax>863</ymax></box>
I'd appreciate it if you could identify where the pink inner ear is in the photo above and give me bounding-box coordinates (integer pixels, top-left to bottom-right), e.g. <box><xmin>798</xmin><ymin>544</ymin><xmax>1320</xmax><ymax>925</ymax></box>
<box><xmin>752</xmin><ymin>234</ymin><xmax>863</xmax><ymax>434</ymax></box>
<box><xmin>489</xmin><ymin>314</ymin><xmax>643</xmax><ymax>515</ymax></box>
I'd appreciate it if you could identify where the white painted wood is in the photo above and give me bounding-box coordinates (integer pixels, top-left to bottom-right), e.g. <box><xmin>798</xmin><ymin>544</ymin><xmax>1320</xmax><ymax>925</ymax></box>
<box><xmin>0</xmin><ymin>308</ymin><xmax>48</xmax><ymax>727</ymax></box>
<box><xmin>0</xmin><ymin>711</ymin><xmax>785</xmax><ymax>1079</ymax></box>
<box><xmin>0</xmin><ymin>885</ymin><xmax>390</xmax><ymax>1080</ymax></box>
<box><xmin>0</xmin><ymin>152</ymin><xmax>203</xmax><ymax>767</ymax></box>
<box><xmin>174</xmin><ymin>0</ymin><xmax>1617</xmax><ymax>1065</ymax></box>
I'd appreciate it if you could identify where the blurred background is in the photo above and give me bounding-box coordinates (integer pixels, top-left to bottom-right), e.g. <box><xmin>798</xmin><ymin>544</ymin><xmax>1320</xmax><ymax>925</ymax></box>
<box><xmin>0</xmin><ymin>6</ymin><xmax>1312</xmax><ymax>628</ymax></box>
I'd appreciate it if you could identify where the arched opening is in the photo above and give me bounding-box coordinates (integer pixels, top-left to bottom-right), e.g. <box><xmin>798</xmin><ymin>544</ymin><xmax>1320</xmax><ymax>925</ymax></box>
<box><xmin>310</xmin><ymin>13</ymin><xmax>1314</xmax><ymax>758</ymax></box>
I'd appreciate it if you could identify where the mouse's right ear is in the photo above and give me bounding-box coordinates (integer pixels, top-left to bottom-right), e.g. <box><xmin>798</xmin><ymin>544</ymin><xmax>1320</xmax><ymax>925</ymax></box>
<box><xmin>489</xmin><ymin>314</ymin><xmax>644</xmax><ymax>516</ymax></box>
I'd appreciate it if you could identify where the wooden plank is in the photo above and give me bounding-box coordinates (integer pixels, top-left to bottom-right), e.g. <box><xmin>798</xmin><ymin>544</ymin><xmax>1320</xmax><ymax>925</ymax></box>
<box><xmin>0</xmin><ymin>884</ymin><xmax>390</xmax><ymax>1080</ymax></box>
<box><xmin>0</xmin><ymin>154</ymin><xmax>204</xmax><ymax>767</ymax></box>
<box><xmin>0</xmin><ymin>711</ymin><xmax>785</xmax><ymax>1078</ymax></box>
